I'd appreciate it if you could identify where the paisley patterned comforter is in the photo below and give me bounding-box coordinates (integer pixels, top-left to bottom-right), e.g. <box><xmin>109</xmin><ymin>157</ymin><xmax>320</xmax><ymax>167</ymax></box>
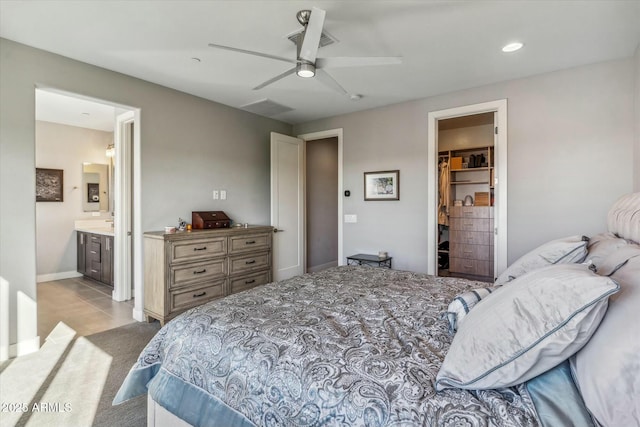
<box><xmin>115</xmin><ymin>266</ymin><xmax>540</xmax><ymax>426</ymax></box>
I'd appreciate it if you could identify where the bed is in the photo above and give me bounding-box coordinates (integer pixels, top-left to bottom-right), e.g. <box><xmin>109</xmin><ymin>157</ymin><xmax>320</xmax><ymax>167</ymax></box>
<box><xmin>114</xmin><ymin>192</ymin><xmax>640</xmax><ymax>427</ymax></box>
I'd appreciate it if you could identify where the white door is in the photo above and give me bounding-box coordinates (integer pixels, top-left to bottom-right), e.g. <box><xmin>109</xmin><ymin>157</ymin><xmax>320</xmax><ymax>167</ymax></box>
<box><xmin>113</xmin><ymin>111</ymin><xmax>134</xmax><ymax>301</ymax></box>
<box><xmin>271</xmin><ymin>132</ymin><xmax>305</xmax><ymax>281</ymax></box>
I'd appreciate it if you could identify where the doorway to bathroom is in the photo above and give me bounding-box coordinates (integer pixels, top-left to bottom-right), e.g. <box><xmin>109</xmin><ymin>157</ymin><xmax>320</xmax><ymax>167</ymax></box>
<box><xmin>34</xmin><ymin>88</ymin><xmax>140</xmax><ymax>342</ymax></box>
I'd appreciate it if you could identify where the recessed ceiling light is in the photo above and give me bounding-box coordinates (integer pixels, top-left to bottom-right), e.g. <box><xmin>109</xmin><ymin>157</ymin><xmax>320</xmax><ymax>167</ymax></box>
<box><xmin>81</xmin><ymin>112</ymin><xmax>90</xmax><ymax>115</ymax></box>
<box><xmin>349</xmin><ymin>94</ymin><xmax>363</xmax><ymax>101</ymax></box>
<box><xmin>192</xmin><ymin>57</ymin><xmax>201</xmax><ymax>62</ymax></box>
<box><xmin>502</xmin><ymin>42</ymin><xmax>524</xmax><ymax>53</ymax></box>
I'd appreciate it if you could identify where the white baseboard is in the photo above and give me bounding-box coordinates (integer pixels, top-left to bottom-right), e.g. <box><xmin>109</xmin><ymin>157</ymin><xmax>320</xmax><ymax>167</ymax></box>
<box><xmin>37</xmin><ymin>271</ymin><xmax>82</xmax><ymax>283</ymax></box>
<box><xmin>133</xmin><ymin>307</ymin><xmax>145</xmax><ymax>322</ymax></box>
<box><xmin>307</xmin><ymin>260</ymin><xmax>338</xmax><ymax>274</ymax></box>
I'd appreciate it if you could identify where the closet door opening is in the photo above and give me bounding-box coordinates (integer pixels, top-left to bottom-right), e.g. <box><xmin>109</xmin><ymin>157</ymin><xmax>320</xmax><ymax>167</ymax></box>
<box><xmin>427</xmin><ymin>99</ymin><xmax>508</xmax><ymax>281</ymax></box>
<box><xmin>437</xmin><ymin>113</ymin><xmax>495</xmax><ymax>282</ymax></box>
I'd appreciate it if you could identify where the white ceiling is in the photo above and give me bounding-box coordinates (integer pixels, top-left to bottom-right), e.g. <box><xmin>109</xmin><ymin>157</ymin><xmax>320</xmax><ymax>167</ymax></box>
<box><xmin>36</xmin><ymin>90</ymin><xmax>116</xmax><ymax>132</ymax></box>
<box><xmin>2</xmin><ymin>1</ymin><xmax>639</xmax><ymax>125</ymax></box>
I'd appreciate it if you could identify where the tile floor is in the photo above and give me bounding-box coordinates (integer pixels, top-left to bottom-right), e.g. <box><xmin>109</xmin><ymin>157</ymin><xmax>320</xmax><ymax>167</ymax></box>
<box><xmin>37</xmin><ymin>277</ymin><xmax>136</xmax><ymax>344</ymax></box>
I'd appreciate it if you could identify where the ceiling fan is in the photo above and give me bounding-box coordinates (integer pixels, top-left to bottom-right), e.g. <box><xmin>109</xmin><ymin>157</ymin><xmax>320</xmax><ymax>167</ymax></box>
<box><xmin>208</xmin><ymin>7</ymin><xmax>402</xmax><ymax>97</ymax></box>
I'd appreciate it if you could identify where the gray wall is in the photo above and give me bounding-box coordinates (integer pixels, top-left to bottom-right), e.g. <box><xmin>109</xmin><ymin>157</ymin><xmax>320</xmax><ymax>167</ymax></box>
<box><xmin>294</xmin><ymin>58</ymin><xmax>636</xmax><ymax>272</ymax></box>
<box><xmin>36</xmin><ymin>121</ymin><xmax>113</xmax><ymax>278</ymax></box>
<box><xmin>306</xmin><ymin>137</ymin><xmax>339</xmax><ymax>270</ymax></box>
<box><xmin>0</xmin><ymin>38</ymin><xmax>291</xmax><ymax>353</ymax></box>
<box><xmin>635</xmin><ymin>44</ymin><xmax>640</xmax><ymax>191</ymax></box>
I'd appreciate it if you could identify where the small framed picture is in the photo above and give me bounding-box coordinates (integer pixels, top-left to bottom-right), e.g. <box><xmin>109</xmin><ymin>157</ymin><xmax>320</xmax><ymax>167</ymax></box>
<box><xmin>87</xmin><ymin>183</ymin><xmax>100</xmax><ymax>203</ymax></box>
<box><xmin>364</xmin><ymin>170</ymin><xmax>400</xmax><ymax>201</ymax></box>
<box><xmin>36</xmin><ymin>168</ymin><xmax>64</xmax><ymax>202</ymax></box>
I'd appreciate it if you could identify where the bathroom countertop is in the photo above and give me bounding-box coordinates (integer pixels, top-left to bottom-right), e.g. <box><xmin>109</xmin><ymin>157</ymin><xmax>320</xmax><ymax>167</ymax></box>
<box><xmin>74</xmin><ymin>219</ymin><xmax>114</xmax><ymax>236</ymax></box>
<box><xmin>75</xmin><ymin>227</ymin><xmax>114</xmax><ymax>237</ymax></box>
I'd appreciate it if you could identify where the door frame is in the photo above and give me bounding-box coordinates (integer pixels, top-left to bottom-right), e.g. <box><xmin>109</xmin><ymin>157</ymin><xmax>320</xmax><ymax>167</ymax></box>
<box><xmin>297</xmin><ymin>128</ymin><xmax>344</xmax><ymax>266</ymax></box>
<box><xmin>112</xmin><ymin>108</ymin><xmax>143</xmax><ymax>319</ymax></box>
<box><xmin>427</xmin><ymin>100</ymin><xmax>508</xmax><ymax>277</ymax></box>
<box><xmin>33</xmin><ymin>87</ymin><xmax>143</xmax><ymax>320</ymax></box>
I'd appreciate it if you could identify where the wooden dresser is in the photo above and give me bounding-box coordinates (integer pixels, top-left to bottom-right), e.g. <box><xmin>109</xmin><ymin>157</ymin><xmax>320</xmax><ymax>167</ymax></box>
<box><xmin>449</xmin><ymin>206</ymin><xmax>494</xmax><ymax>281</ymax></box>
<box><xmin>143</xmin><ymin>225</ymin><xmax>273</xmax><ymax>325</ymax></box>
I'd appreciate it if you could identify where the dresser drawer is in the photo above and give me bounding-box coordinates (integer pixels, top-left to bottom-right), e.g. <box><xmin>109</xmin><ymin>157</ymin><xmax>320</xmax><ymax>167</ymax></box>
<box><xmin>229</xmin><ymin>252</ymin><xmax>270</xmax><ymax>275</ymax></box>
<box><xmin>170</xmin><ymin>279</ymin><xmax>225</xmax><ymax>312</ymax></box>
<box><xmin>450</xmin><ymin>230</ymin><xmax>493</xmax><ymax>245</ymax></box>
<box><xmin>450</xmin><ymin>244</ymin><xmax>494</xmax><ymax>261</ymax></box>
<box><xmin>450</xmin><ymin>206</ymin><xmax>493</xmax><ymax>219</ymax></box>
<box><xmin>450</xmin><ymin>257</ymin><xmax>493</xmax><ymax>277</ymax></box>
<box><xmin>170</xmin><ymin>258</ymin><xmax>226</xmax><ymax>288</ymax></box>
<box><xmin>229</xmin><ymin>233</ymin><xmax>271</xmax><ymax>254</ymax></box>
<box><xmin>230</xmin><ymin>270</ymin><xmax>271</xmax><ymax>294</ymax></box>
<box><xmin>449</xmin><ymin>218</ymin><xmax>491</xmax><ymax>232</ymax></box>
<box><xmin>170</xmin><ymin>238</ymin><xmax>226</xmax><ymax>263</ymax></box>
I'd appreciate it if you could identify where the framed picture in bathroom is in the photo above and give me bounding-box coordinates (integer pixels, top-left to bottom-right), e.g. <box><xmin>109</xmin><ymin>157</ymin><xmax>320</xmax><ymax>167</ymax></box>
<box><xmin>36</xmin><ymin>168</ymin><xmax>64</xmax><ymax>202</ymax></box>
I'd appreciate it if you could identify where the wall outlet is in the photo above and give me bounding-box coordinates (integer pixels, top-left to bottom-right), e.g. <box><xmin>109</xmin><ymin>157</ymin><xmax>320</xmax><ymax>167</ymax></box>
<box><xmin>220</xmin><ymin>190</ymin><xmax>227</xmax><ymax>200</ymax></box>
<box><xmin>213</xmin><ymin>190</ymin><xmax>219</xmax><ymax>200</ymax></box>
<box><xmin>344</xmin><ymin>214</ymin><xmax>357</xmax><ymax>223</ymax></box>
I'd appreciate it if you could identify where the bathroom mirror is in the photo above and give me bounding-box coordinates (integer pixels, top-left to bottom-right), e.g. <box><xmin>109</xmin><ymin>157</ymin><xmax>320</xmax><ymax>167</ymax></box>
<box><xmin>82</xmin><ymin>163</ymin><xmax>109</xmax><ymax>212</ymax></box>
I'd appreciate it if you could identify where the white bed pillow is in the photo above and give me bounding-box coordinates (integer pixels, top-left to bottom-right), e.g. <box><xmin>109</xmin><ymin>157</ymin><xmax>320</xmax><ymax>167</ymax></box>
<box><xmin>436</xmin><ymin>263</ymin><xmax>619</xmax><ymax>391</ymax></box>
<box><xmin>445</xmin><ymin>287</ymin><xmax>499</xmax><ymax>334</ymax></box>
<box><xmin>495</xmin><ymin>235</ymin><xmax>589</xmax><ymax>285</ymax></box>
<box><xmin>571</xmin><ymin>245</ymin><xmax>640</xmax><ymax>427</ymax></box>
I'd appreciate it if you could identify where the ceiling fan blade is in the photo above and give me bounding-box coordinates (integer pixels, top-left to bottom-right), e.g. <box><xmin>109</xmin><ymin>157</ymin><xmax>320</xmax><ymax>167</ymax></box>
<box><xmin>299</xmin><ymin>7</ymin><xmax>326</xmax><ymax>63</ymax></box>
<box><xmin>208</xmin><ymin>43</ymin><xmax>295</xmax><ymax>64</ymax></box>
<box><xmin>316</xmin><ymin>56</ymin><xmax>403</xmax><ymax>69</ymax></box>
<box><xmin>315</xmin><ymin>69</ymin><xmax>348</xmax><ymax>96</ymax></box>
<box><xmin>253</xmin><ymin>67</ymin><xmax>297</xmax><ymax>90</ymax></box>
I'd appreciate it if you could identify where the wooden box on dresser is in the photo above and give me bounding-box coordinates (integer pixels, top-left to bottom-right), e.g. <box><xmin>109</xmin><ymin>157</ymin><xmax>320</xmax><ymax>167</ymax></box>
<box><xmin>449</xmin><ymin>206</ymin><xmax>494</xmax><ymax>281</ymax></box>
<box><xmin>143</xmin><ymin>225</ymin><xmax>273</xmax><ymax>325</ymax></box>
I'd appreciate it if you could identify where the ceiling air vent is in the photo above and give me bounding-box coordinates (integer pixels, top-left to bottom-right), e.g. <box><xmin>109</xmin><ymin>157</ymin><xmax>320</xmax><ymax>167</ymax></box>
<box><xmin>286</xmin><ymin>28</ymin><xmax>338</xmax><ymax>48</ymax></box>
<box><xmin>240</xmin><ymin>99</ymin><xmax>293</xmax><ymax>117</ymax></box>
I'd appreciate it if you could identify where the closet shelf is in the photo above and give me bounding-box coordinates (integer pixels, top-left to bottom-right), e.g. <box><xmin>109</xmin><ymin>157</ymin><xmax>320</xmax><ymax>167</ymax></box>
<box><xmin>451</xmin><ymin>180</ymin><xmax>489</xmax><ymax>185</ymax></box>
<box><xmin>451</xmin><ymin>167</ymin><xmax>491</xmax><ymax>172</ymax></box>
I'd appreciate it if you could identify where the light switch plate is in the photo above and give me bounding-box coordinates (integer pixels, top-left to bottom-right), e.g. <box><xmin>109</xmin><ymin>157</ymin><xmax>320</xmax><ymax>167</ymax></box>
<box><xmin>220</xmin><ymin>190</ymin><xmax>227</xmax><ymax>200</ymax></box>
<box><xmin>213</xmin><ymin>190</ymin><xmax>219</xmax><ymax>200</ymax></box>
<box><xmin>344</xmin><ymin>214</ymin><xmax>357</xmax><ymax>223</ymax></box>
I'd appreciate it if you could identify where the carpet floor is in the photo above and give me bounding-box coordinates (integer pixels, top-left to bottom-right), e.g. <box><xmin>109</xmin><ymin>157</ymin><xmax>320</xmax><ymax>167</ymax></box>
<box><xmin>0</xmin><ymin>321</ymin><xmax>160</xmax><ymax>427</ymax></box>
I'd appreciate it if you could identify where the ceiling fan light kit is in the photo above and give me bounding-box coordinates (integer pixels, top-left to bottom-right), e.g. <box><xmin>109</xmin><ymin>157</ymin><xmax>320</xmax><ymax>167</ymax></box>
<box><xmin>296</xmin><ymin>62</ymin><xmax>316</xmax><ymax>78</ymax></box>
<box><xmin>208</xmin><ymin>7</ymin><xmax>402</xmax><ymax>97</ymax></box>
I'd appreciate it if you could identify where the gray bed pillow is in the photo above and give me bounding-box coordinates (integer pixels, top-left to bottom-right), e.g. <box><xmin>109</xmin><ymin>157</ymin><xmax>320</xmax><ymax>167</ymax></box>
<box><xmin>436</xmin><ymin>263</ymin><xmax>619</xmax><ymax>391</ymax></box>
<box><xmin>571</xmin><ymin>244</ymin><xmax>640</xmax><ymax>427</ymax></box>
<box><xmin>584</xmin><ymin>232</ymin><xmax>630</xmax><ymax>267</ymax></box>
<box><xmin>495</xmin><ymin>235</ymin><xmax>589</xmax><ymax>285</ymax></box>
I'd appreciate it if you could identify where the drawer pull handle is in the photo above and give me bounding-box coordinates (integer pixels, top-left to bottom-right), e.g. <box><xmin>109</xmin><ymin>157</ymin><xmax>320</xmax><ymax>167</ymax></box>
<box><xmin>91</xmin><ymin>269</ymin><xmax>99</xmax><ymax>273</ymax></box>
<box><xmin>245</xmin><ymin>260</ymin><xmax>256</xmax><ymax>265</ymax></box>
<box><xmin>245</xmin><ymin>240</ymin><xmax>256</xmax><ymax>244</ymax></box>
<box><xmin>90</xmin><ymin>251</ymin><xmax>97</xmax><ymax>254</ymax></box>
<box><xmin>463</xmin><ymin>250</ymin><xmax>473</xmax><ymax>254</ymax></box>
<box><xmin>193</xmin><ymin>291</ymin><xmax>206</xmax><ymax>298</ymax></box>
<box><xmin>464</xmin><ymin>264</ymin><xmax>473</xmax><ymax>269</ymax></box>
<box><xmin>193</xmin><ymin>247</ymin><xmax>207</xmax><ymax>251</ymax></box>
<box><xmin>245</xmin><ymin>279</ymin><xmax>256</xmax><ymax>284</ymax></box>
<box><xmin>193</xmin><ymin>269</ymin><xmax>207</xmax><ymax>274</ymax></box>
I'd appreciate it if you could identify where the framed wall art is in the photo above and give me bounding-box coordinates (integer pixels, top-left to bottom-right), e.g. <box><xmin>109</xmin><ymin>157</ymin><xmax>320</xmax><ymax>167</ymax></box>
<box><xmin>36</xmin><ymin>168</ymin><xmax>64</xmax><ymax>202</ymax></box>
<box><xmin>364</xmin><ymin>170</ymin><xmax>399</xmax><ymax>201</ymax></box>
